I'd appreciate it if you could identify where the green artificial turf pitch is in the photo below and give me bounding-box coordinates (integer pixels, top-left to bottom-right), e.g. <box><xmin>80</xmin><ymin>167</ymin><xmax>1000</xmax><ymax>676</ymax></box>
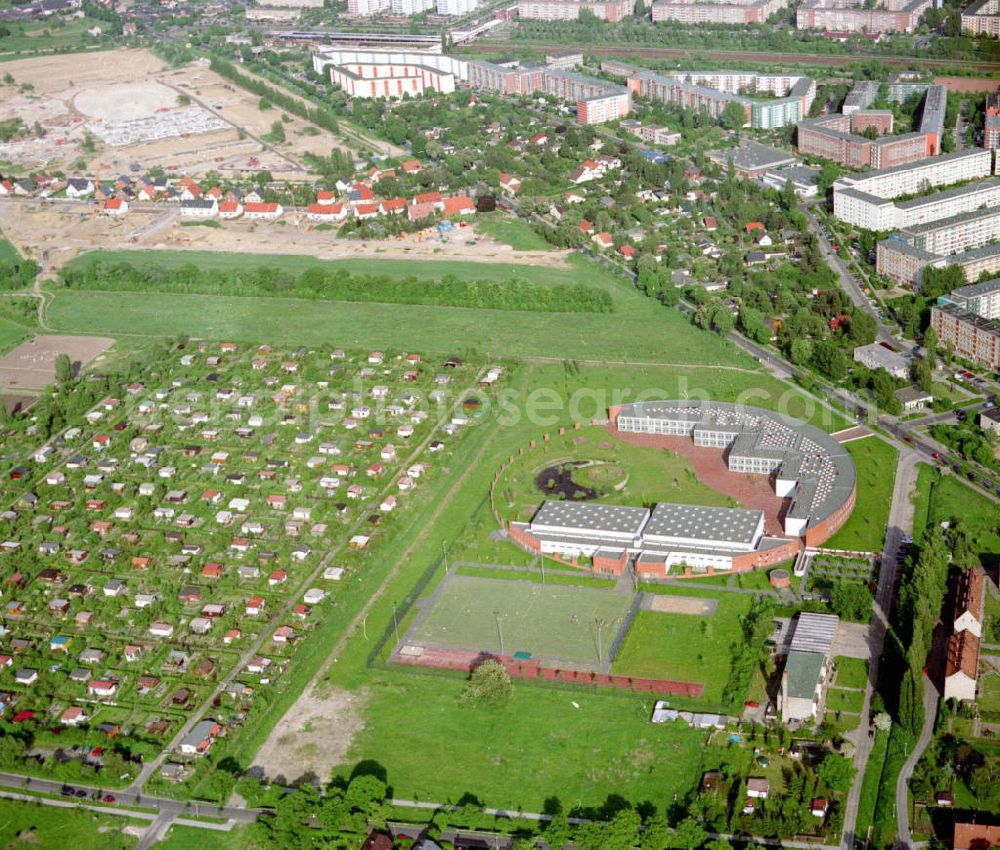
<box><xmin>409</xmin><ymin>574</ymin><xmax>632</xmax><ymax>663</ymax></box>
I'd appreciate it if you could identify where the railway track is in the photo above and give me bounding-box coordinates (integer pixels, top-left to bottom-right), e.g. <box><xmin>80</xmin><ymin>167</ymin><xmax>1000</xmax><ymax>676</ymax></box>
<box><xmin>458</xmin><ymin>40</ymin><xmax>1000</xmax><ymax>72</ymax></box>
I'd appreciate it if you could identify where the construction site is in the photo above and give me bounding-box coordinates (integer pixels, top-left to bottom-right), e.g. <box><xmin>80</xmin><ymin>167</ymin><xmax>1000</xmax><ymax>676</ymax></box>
<box><xmin>0</xmin><ymin>49</ymin><xmax>383</xmax><ymax>181</ymax></box>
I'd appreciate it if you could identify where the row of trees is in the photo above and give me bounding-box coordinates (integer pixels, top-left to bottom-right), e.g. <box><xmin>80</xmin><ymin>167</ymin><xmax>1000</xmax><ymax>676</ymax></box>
<box><xmin>60</xmin><ymin>261</ymin><xmax>614</xmax><ymax>314</ymax></box>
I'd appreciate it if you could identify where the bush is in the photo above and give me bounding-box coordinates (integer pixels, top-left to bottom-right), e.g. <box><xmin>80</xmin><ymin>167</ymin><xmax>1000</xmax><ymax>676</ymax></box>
<box><xmin>461</xmin><ymin>660</ymin><xmax>512</xmax><ymax>705</ymax></box>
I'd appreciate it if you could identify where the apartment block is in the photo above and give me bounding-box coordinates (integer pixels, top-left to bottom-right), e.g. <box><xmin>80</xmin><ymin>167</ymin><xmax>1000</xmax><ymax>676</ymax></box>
<box><xmin>517</xmin><ymin>0</ymin><xmax>634</xmax><ymax>19</ymax></box>
<box><xmin>963</xmin><ymin>0</ymin><xmax>1000</xmax><ymax>35</ymax></box>
<box><xmin>651</xmin><ymin>0</ymin><xmax>789</xmax><ymax>25</ymax></box>
<box><xmin>931</xmin><ymin>303</ymin><xmax>1000</xmax><ymax>369</ymax></box>
<box><xmin>796</xmin><ymin>0</ymin><xmax>929</xmax><ymax>33</ymax></box>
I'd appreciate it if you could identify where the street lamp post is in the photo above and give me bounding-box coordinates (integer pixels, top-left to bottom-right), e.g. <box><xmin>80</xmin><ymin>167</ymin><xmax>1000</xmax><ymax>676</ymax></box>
<box><xmin>494</xmin><ymin>611</ymin><xmax>505</xmax><ymax>656</ymax></box>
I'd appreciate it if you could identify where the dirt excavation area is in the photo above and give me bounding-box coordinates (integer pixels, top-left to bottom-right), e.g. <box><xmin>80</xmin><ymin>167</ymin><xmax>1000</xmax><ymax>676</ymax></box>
<box><xmin>0</xmin><ymin>201</ymin><xmax>574</xmax><ymax>272</ymax></box>
<box><xmin>250</xmin><ymin>686</ymin><xmax>367</xmax><ymax>785</ymax></box>
<box><xmin>0</xmin><ymin>49</ymin><xmax>358</xmax><ymax>181</ymax></box>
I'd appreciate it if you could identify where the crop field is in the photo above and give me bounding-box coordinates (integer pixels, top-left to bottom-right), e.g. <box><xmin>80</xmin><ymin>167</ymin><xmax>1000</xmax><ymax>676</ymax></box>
<box><xmin>823</xmin><ymin>436</ymin><xmax>898</xmax><ymax>553</ymax></box>
<box><xmin>408</xmin><ymin>573</ymin><xmax>632</xmax><ymax>664</ymax></box>
<box><xmin>0</xmin><ymin>338</ymin><xmax>490</xmax><ymax>791</ymax></box>
<box><xmin>611</xmin><ymin>594</ymin><xmax>751</xmax><ymax>705</ymax></box>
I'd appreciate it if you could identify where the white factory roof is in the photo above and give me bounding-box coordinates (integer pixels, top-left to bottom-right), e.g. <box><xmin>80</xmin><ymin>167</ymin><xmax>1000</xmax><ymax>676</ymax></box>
<box><xmin>789</xmin><ymin>612</ymin><xmax>839</xmax><ymax>656</ymax></box>
<box><xmin>530</xmin><ymin>501</ymin><xmax>649</xmax><ymax>536</ymax></box>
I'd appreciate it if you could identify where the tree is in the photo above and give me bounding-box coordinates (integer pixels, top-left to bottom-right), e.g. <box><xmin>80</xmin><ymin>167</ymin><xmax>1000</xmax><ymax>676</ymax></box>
<box><xmin>55</xmin><ymin>353</ymin><xmax>72</xmax><ymax>385</ymax></box>
<box><xmin>176</xmin><ymin>93</ymin><xmax>191</xmax><ymax>106</ymax></box>
<box><xmin>461</xmin><ymin>660</ymin><xmax>512</xmax><ymax>705</ymax></box>
<box><xmin>813</xmin><ymin>341</ymin><xmax>848</xmax><ymax>381</ymax></box>
<box><xmin>818</xmin><ymin>754</ymin><xmax>855</xmax><ymax>792</ymax></box>
<box><xmin>923</xmin><ymin>325</ymin><xmax>938</xmax><ymax>363</ymax></box>
<box><xmin>266</xmin><ymin>121</ymin><xmax>285</xmax><ymax>143</ymax></box>
<box><xmin>674</xmin><ymin>816</ymin><xmax>708</xmax><ymax>850</ymax></box>
<box><xmin>640</xmin><ymin>817</ymin><xmax>671</xmax><ymax>850</ymax></box>
<box><xmin>710</xmin><ymin>305</ymin><xmax>735</xmax><ymax>335</ymax></box>
<box><xmin>790</xmin><ymin>338</ymin><xmax>814</xmax><ymax>366</ymax></box>
<box><xmin>901</xmin><ymin>344</ymin><xmax>929</xmax><ymax>388</ymax></box>
<box><xmin>874</xmin><ymin>712</ymin><xmax>892</xmax><ymax>732</ymax></box>
<box><xmin>829</xmin><ymin>581</ymin><xmax>874</xmax><ymax>621</ymax></box>
<box><xmin>847</xmin><ymin>310</ymin><xmax>878</xmax><ymax>346</ymax></box>
<box><xmin>899</xmin><ymin>663</ymin><xmax>924</xmax><ymax>736</ymax></box>
<box><xmin>720</xmin><ymin>100</ymin><xmax>746</xmax><ymax>131</ymax></box>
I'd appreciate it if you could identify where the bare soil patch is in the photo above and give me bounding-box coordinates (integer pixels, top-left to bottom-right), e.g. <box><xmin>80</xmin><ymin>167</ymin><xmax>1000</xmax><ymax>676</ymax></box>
<box><xmin>0</xmin><ymin>49</ymin><xmax>359</xmax><ymax>180</ymax></box>
<box><xmin>934</xmin><ymin>76</ymin><xmax>1000</xmax><ymax>93</ymax></box>
<box><xmin>0</xmin><ymin>201</ymin><xmax>572</xmax><ymax>271</ymax></box>
<box><xmin>250</xmin><ymin>686</ymin><xmax>367</xmax><ymax>785</ymax></box>
<box><xmin>0</xmin><ymin>334</ymin><xmax>114</xmax><ymax>390</ymax></box>
<box><xmin>645</xmin><ymin>595</ymin><xmax>718</xmax><ymax>615</ymax></box>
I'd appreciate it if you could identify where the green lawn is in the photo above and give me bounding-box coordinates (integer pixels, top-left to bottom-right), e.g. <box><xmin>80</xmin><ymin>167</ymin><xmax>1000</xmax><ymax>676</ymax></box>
<box><xmin>913</xmin><ymin>468</ymin><xmax>1000</xmax><ymax>561</ymax></box>
<box><xmin>156</xmin><ymin>824</ymin><xmax>254</xmax><ymax>850</ymax></box>
<box><xmin>0</xmin><ymin>16</ymin><xmax>108</xmax><ymax>52</ymax></box>
<box><xmin>826</xmin><ymin>686</ymin><xmax>865</xmax><ymax>714</ymax></box>
<box><xmin>495</xmin><ymin>424</ymin><xmax>737</xmax><ymax>522</ymax></box>
<box><xmin>336</xmin><ymin>670</ymin><xmax>707</xmax><ymax>813</ymax></box>
<box><xmin>612</xmin><ymin>594</ymin><xmax>753</xmax><ymax>705</ymax></box>
<box><xmin>978</xmin><ymin>672</ymin><xmax>1000</xmax><ymax>714</ymax></box>
<box><xmin>0</xmin><ymin>316</ymin><xmax>30</xmax><ymax>353</ymax></box>
<box><xmin>50</xmin><ymin>252</ymin><xmax>749</xmax><ymax>365</ymax></box>
<box><xmin>0</xmin><ymin>235</ymin><xmax>20</xmax><ymax>264</ymax></box>
<box><xmin>410</xmin><ymin>575</ymin><xmax>632</xmax><ymax>662</ymax></box>
<box><xmin>824</xmin><ymin>437</ymin><xmax>898</xmax><ymax>553</ymax></box>
<box><xmin>0</xmin><ymin>797</ymin><xmax>140</xmax><ymax>849</ymax></box>
<box><xmin>474</xmin><ymin>216</ymin><xmax>555</xmax><ymax>251</ymax></box>
<box><xmin>833</xmin><ymin>656</ymin><xmax>869</xmax><ymax>689</ymax></box>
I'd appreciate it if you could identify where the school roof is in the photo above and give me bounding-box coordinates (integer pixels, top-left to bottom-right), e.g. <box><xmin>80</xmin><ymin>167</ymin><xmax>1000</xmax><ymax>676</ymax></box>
<box><xmin>530</xmin><ymin>501</ymin><xmax>649</xmax><ymax>536</ymax></box>
<box><xmin>643</xmin><ymin>502</ymin><xmax>763</xmax><ymax>545</ymax></box>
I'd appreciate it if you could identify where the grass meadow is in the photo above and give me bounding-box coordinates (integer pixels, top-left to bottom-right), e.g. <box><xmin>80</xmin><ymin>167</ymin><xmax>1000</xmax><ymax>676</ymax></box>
<box><xmin>824</xmin><ymin>436</ymin><xmax>898</xmax><ymax>553</ymax></box>
<box><xmin>473</xmin><ymin>216</ymin><xmax>556</xmax><ymax>251</ymax></box>
<box><xmin>49</xmin><ymin>252</ymin><xmax>745</xmax><ymax>366</ymax></box>
<box><xmin>611</xmin><ymin>595</ymin><xmax>753</xmax><ymax>704</ymax></box>
<box><xmin>913</xmin><ymin>465</ymin><xmax>1000</xmax><ymax>559</ymax></box>
<box><xmin>0</xmin><ymin>797</ymin><xmax>141</xmax><ymax>849</ymax></box>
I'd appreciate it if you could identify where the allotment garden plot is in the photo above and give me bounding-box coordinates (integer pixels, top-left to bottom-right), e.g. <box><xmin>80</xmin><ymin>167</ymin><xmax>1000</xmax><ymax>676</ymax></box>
<box><xmin>0</xmin><ymin>341</ymin><xmax>488</xmax><ymax>787</ymax></box>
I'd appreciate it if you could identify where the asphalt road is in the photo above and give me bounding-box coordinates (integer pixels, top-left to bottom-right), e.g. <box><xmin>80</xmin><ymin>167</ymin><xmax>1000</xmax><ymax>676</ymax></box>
<box><xmin>0</xmin><ymin>772</ymin><xmax>257</xmax><ymax>822</ymax></box>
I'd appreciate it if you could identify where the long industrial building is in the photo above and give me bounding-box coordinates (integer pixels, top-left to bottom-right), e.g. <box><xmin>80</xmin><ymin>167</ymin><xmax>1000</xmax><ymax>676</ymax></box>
<box><xmin>651</xmin><ymin>0</ymin><xmax>789</xmax><ymax>25</ymax></box>
<box><xmin>832</xmin><ymin>148</ymin><xmax>995</xmax><ymax>230</ymax></box>
<box><xmin>509</xmin><ymin>402</ymin><xmax>856</xmax><ymax>580</ymax></box>
<box><xmin>796</xmin><ymin>0</ymin><xmax>929</xmax><ymax>32</ymax></box>
<box><xmin>626</xmin><ymin>70</ymin><xmax>815</xmax><ymax>130</ymax></box>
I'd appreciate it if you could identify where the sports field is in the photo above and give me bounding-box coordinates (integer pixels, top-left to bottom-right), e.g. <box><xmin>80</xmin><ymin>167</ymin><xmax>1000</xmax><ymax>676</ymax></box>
<box><xmin>410</xmin><ymin>575</ymin><xmax>632</xmax><ymax>663</ymax></box>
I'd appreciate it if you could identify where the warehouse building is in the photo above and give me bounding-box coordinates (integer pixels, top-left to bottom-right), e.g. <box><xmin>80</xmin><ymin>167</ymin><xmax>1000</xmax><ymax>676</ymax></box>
<box><xmin>780</xmin><ymin>612</ymin><xmax>840</xmax><ymax>724</ymax></box>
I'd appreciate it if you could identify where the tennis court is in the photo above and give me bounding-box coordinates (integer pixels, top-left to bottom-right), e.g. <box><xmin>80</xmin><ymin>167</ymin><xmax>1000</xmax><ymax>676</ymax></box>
<box><xmin>409</xmin><ymin>575</ymin><xmax>633</xmax><ymax>664</ymax></box>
